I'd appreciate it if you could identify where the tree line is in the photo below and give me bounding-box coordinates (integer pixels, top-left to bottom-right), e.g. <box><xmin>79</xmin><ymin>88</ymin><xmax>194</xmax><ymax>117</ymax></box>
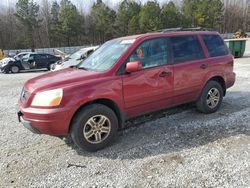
<box><xmin>0</xmin><ymin>0</ymin><xmax>249</xmax><ymax>50</ymax></box>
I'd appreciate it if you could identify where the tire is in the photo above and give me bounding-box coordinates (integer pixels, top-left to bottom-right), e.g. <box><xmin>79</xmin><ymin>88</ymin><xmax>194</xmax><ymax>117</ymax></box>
<box><xmin>10</xmin><ymin>65</ymin><xmax>20</xmax><ymax>73</ymax></box>
<box><xmin>196</xmin><ymin>80</ymin><xmax>223</xmax><ymax>114</ymax></box>
<box><xmin>47</xmin><ymin>64</ymin><xmax>51</xmax><ymax>71</ymax></box>
<box><xmin>70</xmin><ymin>104</ymin><xmax>118</xmax><ymax>152</ymax></box>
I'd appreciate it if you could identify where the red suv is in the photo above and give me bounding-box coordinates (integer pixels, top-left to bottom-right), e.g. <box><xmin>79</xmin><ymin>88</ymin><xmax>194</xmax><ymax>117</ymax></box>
<box><xmin>18</xmin><ymin>31</ymin><xmax>235</xmax><ymax>151</ymax></box>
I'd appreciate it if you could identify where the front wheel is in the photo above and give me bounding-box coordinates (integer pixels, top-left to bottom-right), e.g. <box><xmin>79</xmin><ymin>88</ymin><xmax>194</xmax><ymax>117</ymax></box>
<box><xmin>10</xmin><ymin>65</ymin><xmax>20</xmax><ymax>73</ymax></box>
<box><xmin>196</xmin><ymin>80</ymin><xmax>223</xmax><ymax>114</ymax></box>
<box><xmin>70</xmin><ymin>104</ymin><xmax>118</xmax><ymax>152</ymax></box>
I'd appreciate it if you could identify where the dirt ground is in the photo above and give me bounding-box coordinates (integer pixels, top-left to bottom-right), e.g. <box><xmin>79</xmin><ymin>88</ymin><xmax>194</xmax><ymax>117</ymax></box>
<box><xmin>0</xmin><ymin>42</ymin><xmax>249</xmax><ymax>187</ymax></box>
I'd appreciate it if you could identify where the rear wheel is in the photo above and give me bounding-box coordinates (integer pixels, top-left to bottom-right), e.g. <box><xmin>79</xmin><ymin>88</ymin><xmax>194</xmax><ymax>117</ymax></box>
<box><xmin>70</xmin><ymin>104</ymin><xmax>118</xmax><ymax>152</ymax></box>
<box><xmin>196</xmin><ymin>80</ymin><xmax>223</xmax><ymax>114</ymax></box>
<box><xmin>10</xmin><ymin>65</ymin><xmax>20</xmax><ymax>73</ymax></box>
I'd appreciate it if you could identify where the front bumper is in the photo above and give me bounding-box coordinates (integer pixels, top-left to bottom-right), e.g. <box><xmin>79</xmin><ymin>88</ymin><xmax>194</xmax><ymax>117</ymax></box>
<box><xmin>51</xmin><ymin>64</ymin><xmax>62</xmax><ymax>71</ymax></box>
<box><xmin>0</xmin><ymin>64</ymin><xmax>10</xmax><ymax>73</ymax></box>
<box><xmin>18</xmin><ymin>105</ymin><xmax>73</xmax><ymax>136</ymax></box>
<box><xmin>0</xmin><ymin>65</ymin><xmax>7</xmax><ymax>72</ymax></box>
<box><xmin>18</xmin><ymin>111</ymin><xmax>40</xmax><ymax>134</ymax></box>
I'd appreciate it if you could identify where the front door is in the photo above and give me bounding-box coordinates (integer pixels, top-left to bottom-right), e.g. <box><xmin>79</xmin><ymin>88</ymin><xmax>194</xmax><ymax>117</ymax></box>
<box><xmin>21</xmin><ymin>54</ymin><xmax>35</xmax><ymax>70</ymax></box>
<box><xmin>122</xmin><ymin>37</ymin><xmax>174</xmax><ymax>117</ymax></box>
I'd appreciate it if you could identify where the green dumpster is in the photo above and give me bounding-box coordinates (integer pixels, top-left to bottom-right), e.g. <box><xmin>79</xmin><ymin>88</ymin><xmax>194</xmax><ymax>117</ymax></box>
<box><xmin>224</xmin><ymin>39</ymin><xmax>247</xmax><ymax>58</ymax></box>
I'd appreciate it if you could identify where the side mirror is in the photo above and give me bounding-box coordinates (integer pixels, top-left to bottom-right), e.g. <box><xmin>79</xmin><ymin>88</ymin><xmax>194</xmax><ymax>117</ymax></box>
<box><xmin>126</xmin><ymin>61</ymin><xmax>142</xmax><ymax>73</ymax></box>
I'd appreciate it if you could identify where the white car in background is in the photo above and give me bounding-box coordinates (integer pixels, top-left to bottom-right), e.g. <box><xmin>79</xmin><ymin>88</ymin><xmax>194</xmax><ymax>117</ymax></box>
<box><xmin>51</xmin><ymin>46</ymin><xmax>99</xmax><ymax>71</ymax></box>
<box><xmin>0</xmin><ymin>52</ymin><xmax>30</xmax><ymax>70</ymax></box>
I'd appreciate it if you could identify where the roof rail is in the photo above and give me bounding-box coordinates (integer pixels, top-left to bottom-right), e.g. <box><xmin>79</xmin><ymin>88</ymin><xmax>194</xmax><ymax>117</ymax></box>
<box><xmin>161</xmin><ymin>27</ymin><xmax>215</xmax><ymax>33</ymax></box>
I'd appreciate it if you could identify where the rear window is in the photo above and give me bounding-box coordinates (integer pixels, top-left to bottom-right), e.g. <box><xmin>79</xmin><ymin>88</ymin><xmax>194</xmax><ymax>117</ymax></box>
<box><xmin>170</xmin><ymin>35</ymin><xmax>204</xmax><ymax>63</ymax></box>
<box><xmin>202</xmin><ymin>35</ymin><xmax>229</xmax><ymax>57</ymax></box>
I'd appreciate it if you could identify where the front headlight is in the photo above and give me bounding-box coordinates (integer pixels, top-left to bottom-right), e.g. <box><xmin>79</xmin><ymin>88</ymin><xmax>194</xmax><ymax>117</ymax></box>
<box><xmin>1</xmin><ymin>61</ymin><xmax>8</xmax><ymax>66</ymax></box>
<box><xmin>31</xmin><ymin>88</ymin><xmax>63</xmax><ymax>107</ymax></box>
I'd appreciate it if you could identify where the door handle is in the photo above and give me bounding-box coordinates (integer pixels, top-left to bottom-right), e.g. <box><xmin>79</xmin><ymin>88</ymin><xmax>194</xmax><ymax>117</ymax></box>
<box><xmin>159</xmin><ymin>71</ymin><xmax>172</xmax><ymax>77</ymax></box>
<box><xmin>200</xmin><ymin>64</ymin><xmax>208</xmax><ymax>69</ymax></box>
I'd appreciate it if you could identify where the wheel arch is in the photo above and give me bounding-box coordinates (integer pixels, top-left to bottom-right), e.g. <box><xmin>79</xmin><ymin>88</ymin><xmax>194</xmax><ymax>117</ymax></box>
<box><xmin>208</xmin><ymin>76</ymin><xmax>226</xmax><ymax>96</ymax></box>
<box><xmin>9</xmin><ymin>62</ymin><xmax>22</xmax><ymax>73</ymax></box>
<box><xmin>69</xmin><ymin>98</ymin><xmax>125</xmax><ymax>132</ymax></box>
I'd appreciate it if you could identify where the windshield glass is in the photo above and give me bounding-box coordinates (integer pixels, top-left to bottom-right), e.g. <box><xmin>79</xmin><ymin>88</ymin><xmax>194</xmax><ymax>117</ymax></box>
<box><xmin>14</xmin><ymin>55</ymin><xmax>20</xmax><ymax>61</ymax></box>
<box><xmin>14</xmin><ymin>53</ymin><xmax>27</xmax><ymax>61</ymax></box>
<box><xmin>68</xmin><ymin>49</ymin><xmax>86</xmax><ymax>60</ymax></box>
<box><xmin>78</xmin><ymin>39</ymin><xmax>134</xmax><ymax>72</ymax></box>
<box><xmin>22</xmin><ymin>54</ymin><xmax>30</xmax><ymax>61</ymax></box>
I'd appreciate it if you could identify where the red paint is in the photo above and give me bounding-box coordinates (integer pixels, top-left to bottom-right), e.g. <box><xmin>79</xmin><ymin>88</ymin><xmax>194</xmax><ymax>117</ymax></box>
<box><xmin>19</xmin><ymin>31</ymin><xmax>235</xmax><ymax>136</ymax></box>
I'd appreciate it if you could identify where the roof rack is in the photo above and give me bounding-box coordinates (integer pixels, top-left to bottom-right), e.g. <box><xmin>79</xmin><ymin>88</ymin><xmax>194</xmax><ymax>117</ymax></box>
<box><xmin>161</xmin><ymin>27</ymin><xmax>215</xmax><ymax>33</ymax></box>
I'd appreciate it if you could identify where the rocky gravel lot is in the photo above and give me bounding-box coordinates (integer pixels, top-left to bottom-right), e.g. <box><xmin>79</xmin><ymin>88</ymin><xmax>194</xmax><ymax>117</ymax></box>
<box><xmin>0</xmin><ymin>44</ymin><xmax>250</xmax><ymax>187</ymax></box>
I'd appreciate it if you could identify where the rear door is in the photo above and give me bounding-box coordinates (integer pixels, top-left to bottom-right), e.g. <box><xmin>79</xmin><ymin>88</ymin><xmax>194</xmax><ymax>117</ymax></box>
<box><xmin>122</xmin><ymin>37</ymin><xmax>174</xmax><ymax>116</ymax></box>
<box><xmin>201</xmin><ymin>34</ymin><xmax>233</xmax><ymax>87</ymax></box>
<box><xmin>170</xmin><ymin>35</ymin><xmax>208</xmax><ymax>103</ymax></box>
<box><xmin>34</xmin><ymin>54</ymin><xmax>49</xmax><ymax>68</ymax></box>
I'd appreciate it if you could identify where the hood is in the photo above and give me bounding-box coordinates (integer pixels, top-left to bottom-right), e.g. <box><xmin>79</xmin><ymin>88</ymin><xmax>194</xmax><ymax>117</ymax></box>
<box><xmin>62</xmin><ymin>58</ymin><xmax>81</xmax><ymax>68</ymax></box>
<box><xmin>0</xmin><ymin>57</ymin><xmax>15</xmax><ymax>64</ymax></box>
<box><xmin>25</xmin><ymin>68</ymin><xmax>103</xmax><ymax>93</ymax></box>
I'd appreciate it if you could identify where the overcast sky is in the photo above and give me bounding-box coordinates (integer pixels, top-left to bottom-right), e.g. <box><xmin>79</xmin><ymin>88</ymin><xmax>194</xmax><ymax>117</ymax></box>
<box><xmin>0</xmin><ymin>0</ymin><xmax>170</xmax><ymax>13</ymax></box>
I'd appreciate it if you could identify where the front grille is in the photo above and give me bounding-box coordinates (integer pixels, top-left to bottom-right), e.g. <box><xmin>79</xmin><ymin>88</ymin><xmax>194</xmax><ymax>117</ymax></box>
<box><xmin>21</xmin><ymin>89</ymin><xmax>29</xmax><ymax>102</ymax></box>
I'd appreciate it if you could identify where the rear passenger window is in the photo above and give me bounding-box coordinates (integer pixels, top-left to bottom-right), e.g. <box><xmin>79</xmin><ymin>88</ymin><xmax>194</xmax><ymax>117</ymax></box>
<box><xmin>170</xmin><ymin>36</ymin><xmax>204</xmax><ymax>63</ymax></box>
<box><xmin>202</xmin><ymin>35</ymin><xmax>229</xmax><ymax>57</ymax></box>
<box><xmin>35</xmin><ymin>54</ymin><xmax>47</xmax><ymax>60</ymax></box>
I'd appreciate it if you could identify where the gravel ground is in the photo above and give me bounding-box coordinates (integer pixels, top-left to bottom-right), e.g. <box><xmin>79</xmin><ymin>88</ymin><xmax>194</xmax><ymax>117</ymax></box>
<box><xmin>0</xmin><ymin>43</ymin><xmax>250</xmax><ymax>187</ymax></box>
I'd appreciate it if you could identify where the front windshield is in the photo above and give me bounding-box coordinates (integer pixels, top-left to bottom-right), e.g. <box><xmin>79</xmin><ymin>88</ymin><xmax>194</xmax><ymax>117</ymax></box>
<box><xmin>68</xmin><ymin>49</ymin><xmax>87</xmax><ymax>60</ymax></box>
<box><xmin>78</xmin><ymin>39</ymin><xmax>134</xmax><ymax>72</ymax></box>
<box><xmin>22</xmin><ymin>54</ymin><xmax>30</xmax><ymax>61</ymax></box>
<box><xmin>14</xmin><ymin>55</ymin><xmax>20</xmax><ymax>60</ymax></box>
<box><xmin>14</xmin><ymin>53</ymin><xmax>26</xmax><ymax>61</ymax></box>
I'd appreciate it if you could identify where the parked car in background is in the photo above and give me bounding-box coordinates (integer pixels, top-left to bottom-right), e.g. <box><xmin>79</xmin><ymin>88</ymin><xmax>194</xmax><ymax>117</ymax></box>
<box><xmin>53</xmin><ymin>49</ymin><xmax>69</xmax><ymax>61</ymax></box>
<box><xmin>18</xmin><ymin>30</ymin><xmax>235</xmax><ymax>151</ymax></box>
<box><xmin>0</xmin><ymin>52</ymin><xmax>31</xmax><ymax>72</ymax></box>
<box><xmin>51</xmin><ymin>46</ymin><xmax>98</xmax><ymax>71</ymax></box>
<box><xmin>1</xmin><ymin>53</ymin><xmax>60</xmax><ymax>73</ymax></box>
<box><xmin>0</xmin><ymin>57</ymin><xmax>14</xmax><ymax>67</ymax></box>
<box><xmin>14</xmin><ymin>52</ymin><xmax>31</xmax><ymax>61</ymax></box>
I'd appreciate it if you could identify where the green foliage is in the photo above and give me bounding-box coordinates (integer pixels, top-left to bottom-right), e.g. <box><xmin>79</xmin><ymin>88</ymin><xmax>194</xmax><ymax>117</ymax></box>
<box><xmin>49</xmin><ymin>1</ymin><xmax>61</xmax><ymax>46</ymax></box>
<box><xmin>51</xmin><ymin>1</ymin><xmax>60</xmax><ymax>25</ymax></box>
<box><xmin>8</xmin><ymin>0</ymin><xmax>231</xmax><ymax>49</ymax></box>
<box><xmin>58</xmin><ymin>0</ymin><xmax>84</xmax><ymax>46</ymax></box>
<box><xmin>15</xmin><ymin>0</ymin><xmax>42</xmax><ymax>48</ymax></box>
<box><xmin>161</xmin><ymin>1</ymin><xmax>181</xmax><ymax>28</ymax></box>
<box><xmin>15</xmin><ymin>37</ymin><xmax>29</xmax><ymax>49</ymax></box>
<box><xmin>182</xmin><ymin>0</ymin><xmax>223</xmax><ymax>29</ymax></box>
<box><xmin>139</xmin><ymin>1</ymin><xmax>161</xmax><ymax>32</ymax></box>
<box><xmin>128</xmin><ymin>15</ymin><xmax>141</xmax><ymax>34</ymax></box>
<box><xmin>115</xmin><ymin>0</ymin><xmax>141</xmax><ymax>36</ymax></box>
<box><xmin>90</xmin><ymin>0</ymin><xmax>116</xmax><ymax>43</ymax></box>
<box><xmin>48</xmin><ymin>0</ymin><xmax>85</xmax><ymax>46</ymax></box>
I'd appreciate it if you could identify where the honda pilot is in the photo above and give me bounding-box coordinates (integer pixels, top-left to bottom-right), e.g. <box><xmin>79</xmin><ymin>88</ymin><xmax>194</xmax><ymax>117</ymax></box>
<box><xmin>18</xmin><ymin>31</ymin><xmax>235</xmax><ymax>151</ymax></box>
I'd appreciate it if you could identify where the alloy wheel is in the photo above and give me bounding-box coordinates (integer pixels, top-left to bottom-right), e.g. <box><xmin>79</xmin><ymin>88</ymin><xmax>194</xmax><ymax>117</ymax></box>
<box><xmin>11</xmin><ymin>66</ymin><xmax>19</xmax><ymax>73</ymax></box>
<box><xmin>206</xmin><ymin>88</ymin><xmax>220</xmax><ymax>108</ymax></box>
<box><xmin>83</xmin><ymin>115</ymin><xmax>111</xmax><ymax>144</ymax></box>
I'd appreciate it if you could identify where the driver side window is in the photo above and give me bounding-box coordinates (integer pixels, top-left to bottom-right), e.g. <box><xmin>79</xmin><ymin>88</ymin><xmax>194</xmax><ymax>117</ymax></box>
<box><xmin>28</xmin><ymin>55</ymin><xmax>35</xmax><ymax>62</ymax></box>
<box><xmin>128</xmin><ymin>38</ymin><xmax>168</xmax><ymax>69</ymax></box>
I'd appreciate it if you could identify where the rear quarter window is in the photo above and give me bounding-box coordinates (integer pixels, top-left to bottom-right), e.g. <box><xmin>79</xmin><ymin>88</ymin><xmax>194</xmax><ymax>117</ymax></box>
<box><xmin>170</xmin><ymin>35</ymin><xmax>204</xmax><ymax>63</ymax></box>
<box><xmin>202</xmin><ymin>35</ymin><xmax>229</xmax><ymax>57</ymax></box>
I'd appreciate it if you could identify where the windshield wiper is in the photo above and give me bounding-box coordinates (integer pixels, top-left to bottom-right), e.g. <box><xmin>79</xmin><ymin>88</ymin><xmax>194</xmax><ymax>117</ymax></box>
<box><xmin>78</xmin><ymin>67</ymin><xmax>88</xmax><ymax>70</ymax></box>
